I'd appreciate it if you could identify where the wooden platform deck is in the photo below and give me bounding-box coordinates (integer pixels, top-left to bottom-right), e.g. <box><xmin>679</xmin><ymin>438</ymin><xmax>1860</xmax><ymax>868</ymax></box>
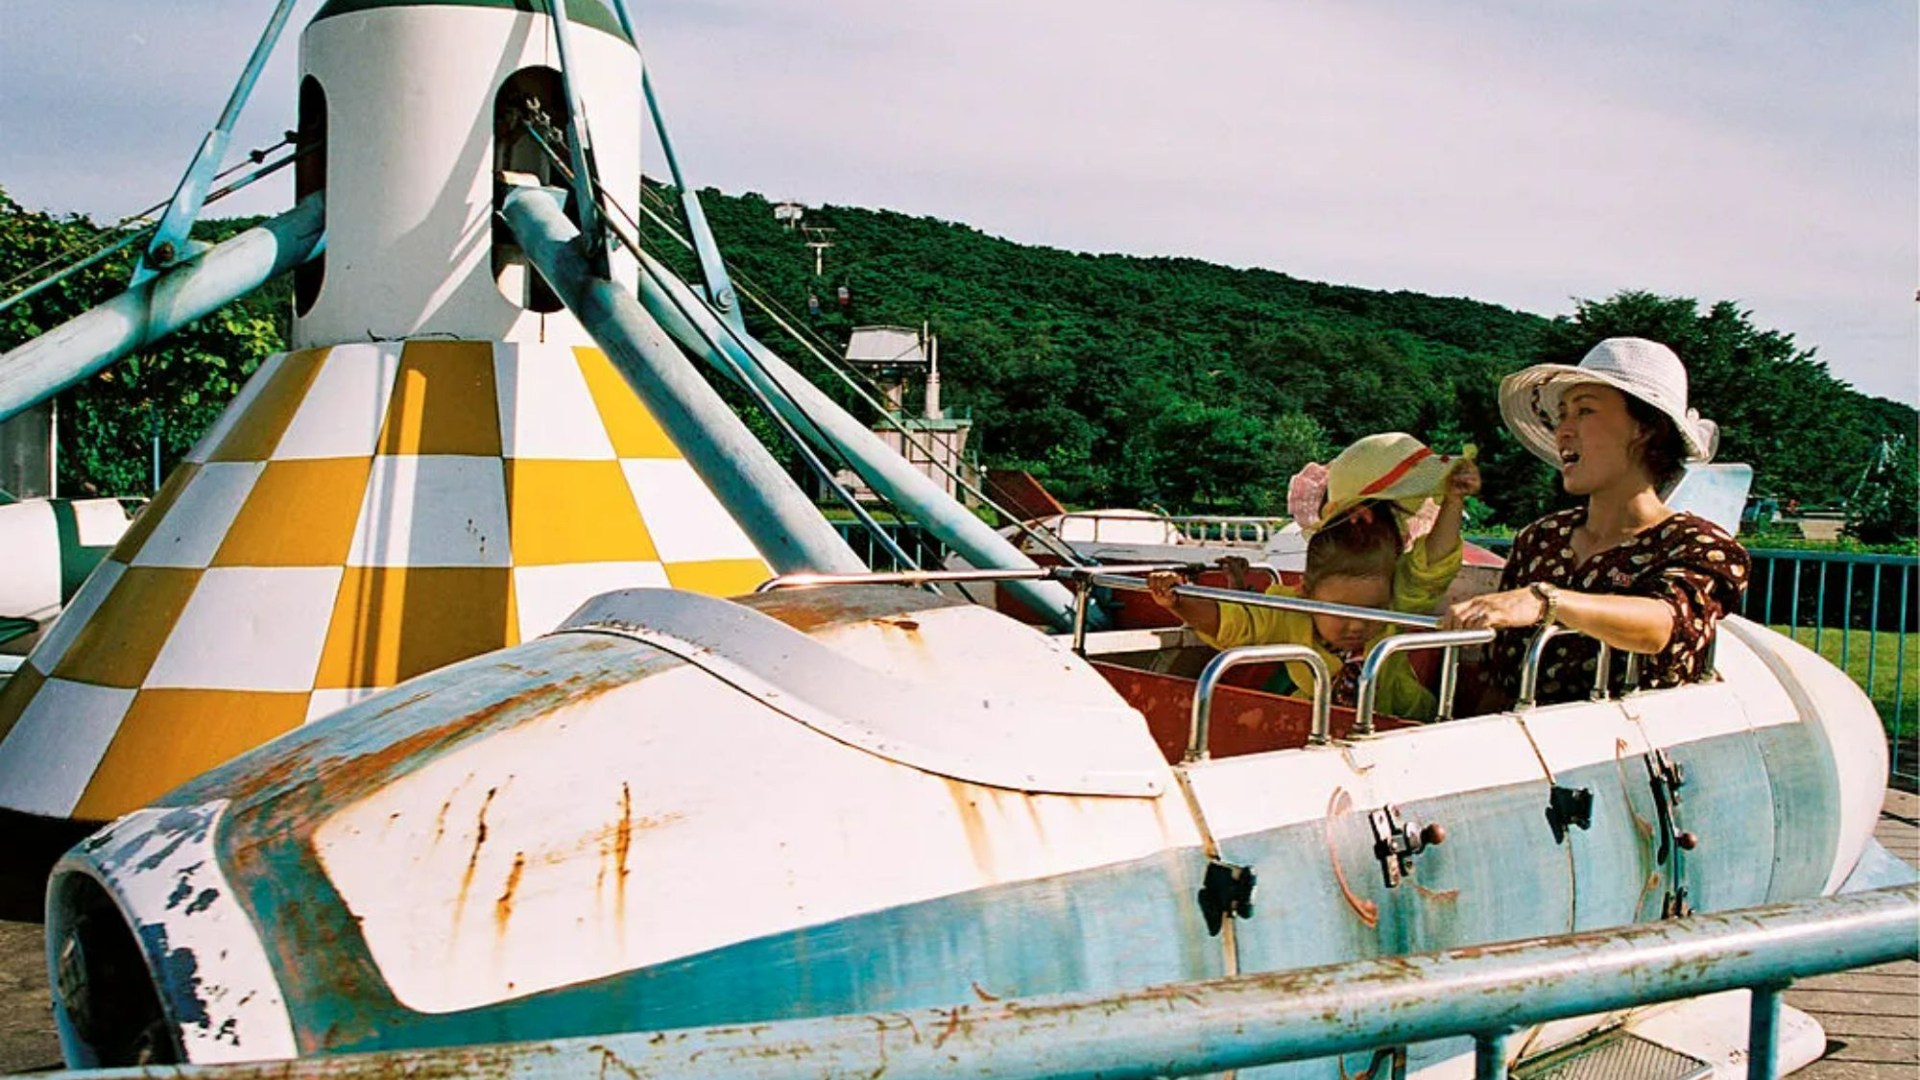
<box><xmin>1788</xmin><ymin>788</ymin><xmax>1920</xmax><ymax>1079</ymax></box>
<box><xmin>0</xmin><ymin>795</ymin><xmax>1913</xmax><ymax>1076</ymax></box>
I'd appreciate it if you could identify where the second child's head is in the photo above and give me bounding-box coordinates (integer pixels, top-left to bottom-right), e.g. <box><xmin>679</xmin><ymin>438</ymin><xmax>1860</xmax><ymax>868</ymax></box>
<box><xmin>1302</xmin><ymin>503</ymin><xmax>1402</xmax><ymax>654</ymax></box>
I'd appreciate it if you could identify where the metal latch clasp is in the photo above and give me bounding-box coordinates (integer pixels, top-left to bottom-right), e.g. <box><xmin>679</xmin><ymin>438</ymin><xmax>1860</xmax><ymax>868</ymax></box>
<box><xmin>1645</xmin><ymin>748</ymin><xmax>1698</xmax><ymax>917</ymax></box>
<box><xmin>1370</xmin><ymin>805</ymin><xmax>1446</xmax><ymax>889</ymax></box>
<box><xmin>1546</xmin><ymin>785</ymin><xmax>1594</xmax><ymax>844</ymax></box>
<box><xmin>1197</xmin><ymin>859</ymin><xmax>1256</xmax><ymax>936</ymax></box>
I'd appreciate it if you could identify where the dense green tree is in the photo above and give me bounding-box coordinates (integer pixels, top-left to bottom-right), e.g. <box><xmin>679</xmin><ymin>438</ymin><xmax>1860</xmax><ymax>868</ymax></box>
<box><xmin>1537</xmin><ymin>291</ymin><xmax>1912</xmax><ymax>512</ymax></box>
<box><xmin>0</xmin><ymin>188</ymin><xmax>287</xmax><ymax>496</ymax></box>
<box><xmin>6</xmin><ymin>180</ymin><xmax>1910</xmax><ymax>538</ymax></box>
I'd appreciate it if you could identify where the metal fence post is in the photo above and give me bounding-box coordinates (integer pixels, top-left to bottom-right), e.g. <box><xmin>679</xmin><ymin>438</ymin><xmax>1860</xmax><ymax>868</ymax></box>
<box><xmin>1746</xmin><ymin>983</ymin><xmax>1784</xmax><ymax>1080</ymax></box>
<box><xmin>1895</xmin><ymin>564</ymin><xmax>1911</xmax><ymax>777</ymax></box>
<box><xmin>1842</xmin><ymin>561</ymin><xmax>1855</xmax><ymax>671</ymax></box>
<box><xmin>1474</xmin><ymin>1030</ymin><xmax>1512</xmax><ymax>1080</ymax></box>
<box><xmin>1867</xmin><ymin>567</ymin><xmax>1882</xmax><ymax>716</ymax></box>
<box><xmin>1762</xmin><ymin>553</ymin><xmax>1776</xmax><ymax>626</ymax></box>
<box><xmin>1814</xmin><ymin>561</ymin><xmax>1827</xmax><ymax>654</ymax></box>
<box><xmin>1789</xmin><ymin>557</ymin><xmax>1804</xmax><ymax>644</ymax></box>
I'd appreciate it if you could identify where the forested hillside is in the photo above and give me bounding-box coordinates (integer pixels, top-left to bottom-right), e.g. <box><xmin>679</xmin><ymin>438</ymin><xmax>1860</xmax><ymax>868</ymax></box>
<box><xmin>3</xmin><ymin>182</ymin><xmax>1912</xmax><ymax>537</ymax></box>
<box><xmin>648</xmin><ymin>185</ymin><xmax>1915</xmax><ymax>534</ymax></box>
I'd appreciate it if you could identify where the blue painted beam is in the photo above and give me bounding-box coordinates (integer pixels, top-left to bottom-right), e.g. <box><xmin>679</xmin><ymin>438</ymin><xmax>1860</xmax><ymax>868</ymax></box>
<box><xmin>25</xmin><ymin>885</ymin><xmax>1912</xmax><ymax>1079</ymax></box>
<box><xmin>633</xmin><ymin>247</ymin><xmax>1094</xmax><ymax>630</ymax></box>
<box><xmin>500</xmin><ymin>185</ymin><xmax>864</xmax><ymax>575</ymax></box>
<box><xmin>0</xmin><ymin>194</ymin><xmax>325</xmax><ymax>424</ymax></box>
<box><xmin>133</xmin><ymin>0</ymin><xmax>302</xmax><ymax>283</ymax></box>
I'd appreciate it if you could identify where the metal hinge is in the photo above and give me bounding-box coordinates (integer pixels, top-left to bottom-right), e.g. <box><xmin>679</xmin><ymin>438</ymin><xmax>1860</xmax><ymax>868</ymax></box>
<box><xmin>1546</xmin><ymin>785</ymin><xmax>1594</xmax><ymax>845</ymax></box>
<box><xmin>1197</xmin><ymin>859</ymin><xmax>1256</xmax><ymax>936</ymax></box>
<box><xmin>1370</xmin><ymin>804</ymin><xmax>1446</xmax><ymax>889</ymax></box>
<box><xmin>1645</xmin><ymin>748</ymin><xmax>1697</xmax><ymax>918</ymax></box>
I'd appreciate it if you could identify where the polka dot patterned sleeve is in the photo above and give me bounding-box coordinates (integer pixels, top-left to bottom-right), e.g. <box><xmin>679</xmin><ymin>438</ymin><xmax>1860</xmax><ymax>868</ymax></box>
<box><xmin>1487</xmin><ymin>510</ymin><xmax>1751</xmax><ymax>704</ymax></box>
<box><xmin>1622</xmin><ymin>517</ymin><xmax>1752</xmax><ymax>677</ymax></box>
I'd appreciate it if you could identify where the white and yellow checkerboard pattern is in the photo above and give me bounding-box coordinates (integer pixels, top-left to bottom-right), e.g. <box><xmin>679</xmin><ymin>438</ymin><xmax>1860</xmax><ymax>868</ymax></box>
<box><xmin>0</xmin><ymin>340</ymin><xmax>772</xmax><ymax>821</ymax></box>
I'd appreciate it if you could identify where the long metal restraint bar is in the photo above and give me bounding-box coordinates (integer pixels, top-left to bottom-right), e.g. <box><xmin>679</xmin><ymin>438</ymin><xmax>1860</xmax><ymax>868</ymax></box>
<box><xmin>760</xmin><ymin>566</ymin><xmax>1665</xmax><ymax>732</ymax></box>
<box><xmin>52</xmin><ymin>886</ymin><xmax>1916</xmax><ymax>1080</ymax></box>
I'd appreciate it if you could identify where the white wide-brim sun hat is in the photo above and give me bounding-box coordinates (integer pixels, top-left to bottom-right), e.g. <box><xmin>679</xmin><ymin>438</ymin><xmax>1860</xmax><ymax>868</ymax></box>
<box><xmin>1498</xmin><ymin>337</ymin><xmax>1720</xmax><ymax>467</ymax></box>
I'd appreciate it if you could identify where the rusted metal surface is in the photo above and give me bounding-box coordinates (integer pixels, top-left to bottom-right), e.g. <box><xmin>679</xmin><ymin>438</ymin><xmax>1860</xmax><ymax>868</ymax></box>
<box><xmin>560</xmin><ymin>588</ymin><xmax>1165</xmax><ymax>796</ymax></box>
<box><xmin>17</xmin><ymin>886</ymin><xmax>1914</xmax><ymax>1080</ymax></box>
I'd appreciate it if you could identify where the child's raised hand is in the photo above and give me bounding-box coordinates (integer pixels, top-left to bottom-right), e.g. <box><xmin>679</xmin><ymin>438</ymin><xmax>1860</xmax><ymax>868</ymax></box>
<box><xmin>1146</xmin><ymin>570</ymin><xmax>1184</xmax><ymax>611</ymax></box>
<box><xmin>1443</xmin><ymin>457</ymin><xmax>1482</xmax><ymax>504</ymax></box>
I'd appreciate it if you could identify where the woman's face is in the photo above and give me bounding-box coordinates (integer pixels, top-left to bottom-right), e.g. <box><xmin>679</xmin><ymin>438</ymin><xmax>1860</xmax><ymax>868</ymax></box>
<box><xmin>1553</xmin><ymin>384</ymin><xmax>1653</xmax><ymax>496</ymax></box>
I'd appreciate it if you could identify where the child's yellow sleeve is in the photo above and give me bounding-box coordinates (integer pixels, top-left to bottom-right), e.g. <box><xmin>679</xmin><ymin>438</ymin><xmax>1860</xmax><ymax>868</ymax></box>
<box><xmin>1392</xmin><ymin>535</ymin><xmax>1463</xmax><ymax>614</ymax></box>
<box><xmin>1195</xmin><ymin>585</ymin><xmax>1308</xmax><ymax>650</ymax></box>
<box><xmin>1378</xmin><ymin>657</ymin><xmax>1439</xmax><ymax>722</ymax></box>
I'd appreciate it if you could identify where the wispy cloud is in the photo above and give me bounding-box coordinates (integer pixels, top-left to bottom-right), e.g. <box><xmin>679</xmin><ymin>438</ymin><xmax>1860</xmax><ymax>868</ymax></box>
<box><xmin>3</xmin><ymin>0</ymin><xmax>1912</xmax><ymax>401</ymax></box>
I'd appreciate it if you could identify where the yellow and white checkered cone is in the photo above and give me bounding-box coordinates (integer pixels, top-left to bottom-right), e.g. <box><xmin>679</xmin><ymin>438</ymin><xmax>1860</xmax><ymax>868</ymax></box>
<box><xmin>0</xmin><ymin>340</ymin><xmax>771</xmax><ymax>823</ymax></box>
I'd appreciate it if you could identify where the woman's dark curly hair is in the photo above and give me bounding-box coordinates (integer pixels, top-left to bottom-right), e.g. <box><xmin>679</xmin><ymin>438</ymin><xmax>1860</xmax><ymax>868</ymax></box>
<box><xmin>1624</xmin><ymin>395</ymin><xmax>1688</xmax><ymax>490</ymax></box>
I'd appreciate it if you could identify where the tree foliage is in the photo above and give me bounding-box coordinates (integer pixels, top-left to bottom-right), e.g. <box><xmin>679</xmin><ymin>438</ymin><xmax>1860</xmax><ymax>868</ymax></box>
<box><xmin>656</xmin><ymin>186</ymin><xmax>1913</xmax><ymax>528</ymax></box>
<box><xmin>4</xmin><ymin>181</ymin><xmax>1911</xmax><ymax>534</ymax></box>
<box><xmin>0</xmin><ymin>187</ymin><xmax>287</xmax><ymax>496</ymax></box>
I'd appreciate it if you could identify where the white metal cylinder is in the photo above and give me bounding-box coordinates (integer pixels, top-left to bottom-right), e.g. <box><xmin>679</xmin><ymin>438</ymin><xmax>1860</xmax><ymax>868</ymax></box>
<box><xmin>292</xmin><ymin>0</ymin><xmax>641</xmax><ymax>347</ymax></box>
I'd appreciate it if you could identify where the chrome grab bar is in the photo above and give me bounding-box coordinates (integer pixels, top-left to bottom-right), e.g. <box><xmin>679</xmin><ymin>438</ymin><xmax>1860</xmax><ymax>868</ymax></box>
<box><xmin>1590</xmin><ymin>642</ymin><xmax>1613</xmax><ymax>702</ymax></box>
<box><xmin>757</xmin><ymin>567</ymin><xmax>1055</xmax><ymax>592</ymax></box>
<box><xmin>1521</xmin><ymin>630</ymin><xmax>1650</xmax><ymax>709</ymax></box>
<box><xmin>759</xmin><ymin>563</ymin><xmax>1194</xmax><ymax>596</ymax></box>
<box><xmin>1189</xmin><ymin>644</ymin><xmax>1330</xmax><ymax>761</ymax></box>
<box><xmin>1353</xmin><ymin>630</ymin><xmax>1495</xmax><ymax>734</ymax></box>
<box><xmin>1515</xmin><ymin>624</ymin><xmax>1565</xmax><ymax>710</ymax></box>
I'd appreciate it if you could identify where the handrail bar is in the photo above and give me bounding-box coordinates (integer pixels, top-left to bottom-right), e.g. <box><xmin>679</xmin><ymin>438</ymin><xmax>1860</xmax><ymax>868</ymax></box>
<box><xmin>1353</xmin><ymin>629</ymin><xmax>1494</xmax><ymax>735</ymax></box>
<box><xmin>1189</xmin><ymin>644</ymin><xmax>1331</xmax><ymax>760</ymax></box>
<box><xmin>756</xmin><ymin>563</ymin><xmax>1195</xmax><ymax>594</ymax></box>
<box><xmin>756</xmin><ymin>567</ymin><xmax>1050</xmax><ymax>592</ymax></box>
<box><xmin>1084</xmin><ymin>575</ymin><xmax>1443</xmax><ymax>629</ymax></box>
<box><xmin>1516</xmin><ymin>624</ymin><xmax>1566</xmax><ymax>709</ymax></box>
<box><xmin>69</xmin><ymin>886</ymin><xmax>1918</xmax><ymax>1080</ymax></box>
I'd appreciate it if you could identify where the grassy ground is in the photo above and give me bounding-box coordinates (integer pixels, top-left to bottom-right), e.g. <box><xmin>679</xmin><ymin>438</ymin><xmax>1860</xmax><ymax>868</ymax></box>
<box><xmin>1769</xmin><ymin>623</ymin><xmax>1918</xmax><ymax>752</ymax></box>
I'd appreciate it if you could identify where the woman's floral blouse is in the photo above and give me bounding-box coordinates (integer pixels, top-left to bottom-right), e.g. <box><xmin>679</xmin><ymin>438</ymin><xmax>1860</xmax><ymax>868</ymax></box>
<box><xmin>1490</xmin><ymin>509</ymin><xmax>1751</xmax><ymax>705</ymax></box>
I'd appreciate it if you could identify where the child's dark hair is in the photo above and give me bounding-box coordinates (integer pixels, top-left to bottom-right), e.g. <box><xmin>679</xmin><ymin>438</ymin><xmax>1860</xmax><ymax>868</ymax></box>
<box><xmin>1304</xmin><ymin>502</ymin><xmax>1402</xmax><ymax>590</ymax></box>
<box><xmin>1624</xmin><ymin>396</ymin><xmax>1687</xmax><ymax>490</ymax></box>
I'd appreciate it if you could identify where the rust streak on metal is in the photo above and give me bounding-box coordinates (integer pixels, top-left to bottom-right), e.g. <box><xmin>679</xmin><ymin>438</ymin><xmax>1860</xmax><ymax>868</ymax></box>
<box><xmin>1325</xmin><ymin>787</ymin><xmax>1380</xmax><ymax>928</ymax></box>
<box><xmin>741</xmin><ymin>582</ymin><xmax>958</xmax><ymax>635</ymax></box>
<box><xmin>453</xmin><ymin>786</ymin><xmax>500</xmax><ymax>927</ymax></box>
<box><xmin>615</xmin><ymin>782</ymin><xmax>633</xmax><ymax>918</ymax></box>
<box><xmin>1412</xmin><ymin>883</ymin><xmax>1460</xmax><ymax>904</ymax></box>
<box><xmin>496</xmin><ymin>851</ymin><xmax>526</xmax><ymax>931</ymax></box>
<box><xmin>1614</xmin><ymin>738</ymin><xmax>1655</xmax><ymax>840</ymax></box>
<box><xmin>944</xmin><ymin>779</ymin><xmax>996</xmax><ymax>880</ymax></box>
<box><xmin>971</xmin><ymin>980</ymin><xmax>1001</xmax><ymax>1002</ymax></box>
<box><xmin>931</xmin><ymin>1005</ymin><xmax>964</xmax><ymax>1049</ymax></box>
<box><xmin>590</xmin><ymin>1043</ymin><xmax>643</xmax><ymax>1079</ymax></box>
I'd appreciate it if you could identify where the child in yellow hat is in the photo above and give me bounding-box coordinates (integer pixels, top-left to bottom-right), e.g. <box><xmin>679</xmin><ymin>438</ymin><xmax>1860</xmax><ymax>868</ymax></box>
<box><xmin>1148</xmin><ymin>432</ymin><xmax>1480</xmax><ymax>721</ymax></box>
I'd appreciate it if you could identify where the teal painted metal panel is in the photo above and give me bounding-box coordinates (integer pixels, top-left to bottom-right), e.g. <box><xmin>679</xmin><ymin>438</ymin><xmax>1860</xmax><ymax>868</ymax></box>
<box><xmin>1556</xmin><ymin>754</ymin><xmax>1666</xmax><ymax>932</ymax></box>
<box><xmin>1373</xmin><ymin>784</ymin><xmax>1575</xmax><ymax>954</ymax></box>
<box><xmin>1648</xmin><ymin>734</ymin><xmax>1777</xmax><ymax>916</ymax></box>
<box><xmin>1750</xmin><ymin>721</ymin><xmax>1841</xmax><ymax>901</ymax></box>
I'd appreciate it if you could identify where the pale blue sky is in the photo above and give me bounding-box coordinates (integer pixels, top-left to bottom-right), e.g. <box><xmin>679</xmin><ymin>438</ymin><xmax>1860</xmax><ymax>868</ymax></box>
<box><xmin>2</xmin><ymin>1</ymin><xmax>1913</xmax><ymax>403</ymax></box>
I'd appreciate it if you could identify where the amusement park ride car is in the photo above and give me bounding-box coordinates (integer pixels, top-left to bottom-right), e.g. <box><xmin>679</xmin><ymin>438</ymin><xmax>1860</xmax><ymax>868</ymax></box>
<box><xmin>0</xmin><ymin>2</ymin><xmax>1910</xmax><ymax>1076</ymax></box>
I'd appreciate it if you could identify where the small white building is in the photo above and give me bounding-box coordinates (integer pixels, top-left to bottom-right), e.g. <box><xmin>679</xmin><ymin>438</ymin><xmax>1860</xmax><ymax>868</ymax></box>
<box><xmin>837</xmin><ymin>325</ymin><xmax>975</xmax><ymax>502</ymax></box>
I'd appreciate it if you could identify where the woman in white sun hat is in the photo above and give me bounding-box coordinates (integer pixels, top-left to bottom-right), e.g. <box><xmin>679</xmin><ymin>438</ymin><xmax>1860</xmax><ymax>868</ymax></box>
<box><xmin>1442</xmin><ymin>337</ymin><xmax>1751</xmax><ymax>707</ymax></box>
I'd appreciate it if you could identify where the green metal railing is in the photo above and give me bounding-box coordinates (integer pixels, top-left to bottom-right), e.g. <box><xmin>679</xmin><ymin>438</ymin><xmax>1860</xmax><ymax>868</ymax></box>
<box><xmin>1741</xmin><ymin>548</ymin><xmax>1916</xmax><ymax>786</ymax></box>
